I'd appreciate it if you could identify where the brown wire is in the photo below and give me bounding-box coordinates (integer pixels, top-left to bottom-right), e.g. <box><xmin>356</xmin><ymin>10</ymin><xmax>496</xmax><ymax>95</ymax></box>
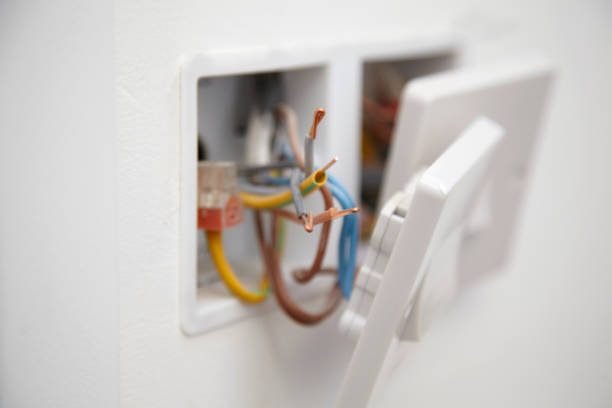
<box><xmin>275</xmin><ymin>206</ymin><xmax>359</xmax><ymax>228</ymax></box>
<box><xmin>261</xmin><ymin>104</ymin><xmax>356</xmax><ymax>323</ymax></box>
<box><xmin>254</xmin><ymin>210</ymin><xmax>342</xmax><ymax>325</ymax></box>
<box><xmin>308</xmin><ymin>108</ymin><xmax>326</xmax><ymax>139</ymax></box>
<box><xmin>275</xmin><ymin>104</ymin><xmax>334</xmax><ymax>283</ymax></box>
<box><xmin>292</xmin><ymin>186</ymin><xmax>333</xmax><ymax>282</ymax></box>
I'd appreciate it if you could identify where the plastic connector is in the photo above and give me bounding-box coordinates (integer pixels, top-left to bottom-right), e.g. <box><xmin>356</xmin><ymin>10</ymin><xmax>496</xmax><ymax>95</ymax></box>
<box><xmin>197</xmin><ymin>161</ymin><xmax>243</xmax><ymax>231</ymax></box>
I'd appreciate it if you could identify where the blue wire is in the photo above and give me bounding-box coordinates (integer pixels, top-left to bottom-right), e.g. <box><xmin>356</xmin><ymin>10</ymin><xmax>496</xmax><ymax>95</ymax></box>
<box><xmin>327</xmin><ymin>174</ymin><xmax>359</xmax><ymax>298</ymax></box>
<box><xmin>256</xmin><ymin>173</ymin><xmax>358</xmax><ymax>298</ymax></box>
<box><xmin>255</xmin><ymin>158</ymin><xmax>359</xmax><ymax>298</ymax></box>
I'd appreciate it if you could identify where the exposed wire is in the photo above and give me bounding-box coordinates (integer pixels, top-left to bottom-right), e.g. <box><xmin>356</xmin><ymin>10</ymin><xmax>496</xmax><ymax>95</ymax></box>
<box><xmin>274</xmin><ymin>106</ymin><xmax>360</xmax><ymax>297</ymax></box>
<box><xmin>304</xmin><ymin>108</ymin><xmax>325</xmax><ymax>175</ymax></box>
<box><xmin>275</xmin><ymin>206</ymin><xmax>358</xmax><ymax>227</ymax></box>
<box><xmin>327</xmin><ymin>174</ymin><xmax>359</xmax><ymax>297</ymax></box>
<box><xmin>274</xmin><ymin>106</ymin><xmax>337</xmax><ymax>285</ymax></box>
<box><xmin>254</xmin><ymin>210</ymin><xmax>341</xmax><ymax>325</ymax></box>
<box><xmin>292</xmin><ymin>186</ymin><xmax>333</xmax><ymax>281</ymax></box>
<box><xmin>246</xmin><ymin>171</ymin><xmax>358</xmax><ymax>296</ymax></box>
<box><xmin>319</xmin><ymin>156</ymin><xmax>338</xmax><ymax>173</ymax></box>
<box><xmin>309</xmin><ymin>108</ymin><xmax>326</xmax><ymax>139</ymax></box>
<box><xmin>289</xmin><ymin>168</ymin><xmax>312</xmax><ymax>232</ymax></box>
<box><xmin>206</xmin><ymin>103</ymin><xmax>358</xmax><ymax>318</ymax></box>
<box><xmin>239</xmin><ymin>159</ymin><xmax>335</xmax><ymax>209</ymax></box>
<box><xmin>206</xmin><ymin>230</ymin><xmax>269</xmax><ymax>303</ymax></box>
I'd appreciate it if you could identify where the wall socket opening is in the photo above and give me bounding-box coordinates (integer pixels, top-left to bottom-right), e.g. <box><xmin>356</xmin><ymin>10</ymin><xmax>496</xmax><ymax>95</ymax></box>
<box><xmin>359</xmin><ymin>53</ymin><xmax>456</xmax><ymax>239</ymax></box>
<box><xmin>180</xmin><ymin>38</ymin><xmax>459</xmax><ymax>335</ymax></box>
<box><xmin>196</xmin><ymin>65</ymin><xmax>333</xmax><ymax>289</ymax></box>
<box><xmin>182</xmin><ymin>59</ymin><xmax>340</xmax><ymax>334</ymax></box>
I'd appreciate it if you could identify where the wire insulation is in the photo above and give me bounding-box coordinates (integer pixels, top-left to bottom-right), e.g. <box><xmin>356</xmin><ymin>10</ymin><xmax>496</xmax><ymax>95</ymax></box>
<box><xmin>206</xmin><ymin>230</ymin><xmax>269</xmax><ymax>303</ymax></box>
<box><xmin>239</xmin><ymin>167</ymin><xmax>327</xmax><ymax>209</ymax></box>
<box><xmin>272</xmin><ymin>105</ymin><xmax>359</xmax><ymax>298</ymax></box>
<box><xmin>254</xmin><ymin>211</ymin><xmax>341</xmax><ymax>325</ymax></box>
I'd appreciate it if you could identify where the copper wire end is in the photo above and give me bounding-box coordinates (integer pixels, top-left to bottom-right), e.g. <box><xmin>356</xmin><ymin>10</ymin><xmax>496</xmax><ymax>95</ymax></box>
<box><xmin>308</xmin><ymin>108</ymin><xmax>326</xmax><ymax>139</ymax></box>
<box><xmin>320</xmin><ymin>156</ymin><xmax>338</xmax><ymax>173</ymax></box>
<box><xmin>334</xmin><ymin>207</ymin><xmax>360</xmax><ymax>218</ymax></box>
<box><xmin>300</xmin><ymin>213</ymin><xmax>314</xmax><ymax>233</ymax></box>
<box><xmin>312</xmin><ymin>207</ymin><xmax>359</xmax><ymax>226</ymax></box>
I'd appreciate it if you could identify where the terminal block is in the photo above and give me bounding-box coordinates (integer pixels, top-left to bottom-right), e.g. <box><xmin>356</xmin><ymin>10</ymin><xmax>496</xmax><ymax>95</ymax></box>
<box><xmin>197</xmin><ymin>161</ymin><xmax>243</xmax><ymax>231</ymax></box>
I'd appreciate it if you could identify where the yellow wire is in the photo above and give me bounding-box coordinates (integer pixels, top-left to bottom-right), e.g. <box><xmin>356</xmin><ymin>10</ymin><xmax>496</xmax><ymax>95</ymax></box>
<box><xmin>208</xmin><ymin>166</ymin><xmax>328</xmax><ymax>302</ymax></box>
<box><xmin>206</xmin><ymin>230</ymin><xmax>269</xmax><ymax>303</ymax></box>
<box><xmin>239</xmin><ymin>168</ymin><xmax>327</xmax><ymax>209</ymax></box>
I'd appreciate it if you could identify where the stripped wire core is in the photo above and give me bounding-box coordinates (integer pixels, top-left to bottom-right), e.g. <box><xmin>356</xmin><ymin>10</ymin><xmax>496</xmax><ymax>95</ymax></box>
<box><xmin>275</xmin><ymin>206</ymin><xmax>358</xmax><ymax>227</ymax></box>
<box><xmin>305</xmin><ymin>108</ymin><xmax>325</xmax><ymax>174</ymax></box>
<box><xmin>309</xmin><ymin>108</ymin><xmax>326</xmax><ymax>139</ymax></box>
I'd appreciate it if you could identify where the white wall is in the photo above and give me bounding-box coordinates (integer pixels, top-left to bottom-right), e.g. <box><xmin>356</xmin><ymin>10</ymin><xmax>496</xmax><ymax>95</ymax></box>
<box><xmin>0</xmin><ymin>2</ymin><xmax>117</xmax><ymax>407</ymax></box>
<box><xmin>1</xmin><ymin>0</ymin><xmax>610</xmax><ymax>407</ymax></box>
<box><xmin>115</xmin><ymin>0</ymin><xmax>612</xmax><ymax>406</ymax></box>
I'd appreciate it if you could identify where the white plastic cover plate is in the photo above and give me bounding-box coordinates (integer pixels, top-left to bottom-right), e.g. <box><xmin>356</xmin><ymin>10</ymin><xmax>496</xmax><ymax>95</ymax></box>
<box><xmin>338</xmin><ymin>58</ymin><xmax>554</xmax><ymax>407</ymax></box>
<box><xmin>337</xmin><ymin>117</ymin><xmax>504</xmax><ymax>408</ymax></box>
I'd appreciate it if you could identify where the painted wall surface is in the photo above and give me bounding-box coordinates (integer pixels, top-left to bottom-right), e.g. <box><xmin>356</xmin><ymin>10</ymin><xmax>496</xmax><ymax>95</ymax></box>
<box><xmin>116</xmin><ymin>0</ymin><xmax>612</xmax><ymax>406</ymax></box>
<box><xmin>0</xmin><ymin>1</ymin><xmax>117</xmax><ymax>407</ymax></box>
<box><xmin>1</xmin><ymin>0</ymin><xmax>610</xmax><ymax>407</ymax></box>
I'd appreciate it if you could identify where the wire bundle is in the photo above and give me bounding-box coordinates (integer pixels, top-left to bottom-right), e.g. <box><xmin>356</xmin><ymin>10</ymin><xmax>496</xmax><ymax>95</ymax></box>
<box><xmin>204</xmin><ymin>105</ymin><xmax>359</xmax><ymax>325</ymax></box>
<box><xmin>271</xmin><ymin>106</ymin><xmax>359</xmax><ymax>299</ymax></box>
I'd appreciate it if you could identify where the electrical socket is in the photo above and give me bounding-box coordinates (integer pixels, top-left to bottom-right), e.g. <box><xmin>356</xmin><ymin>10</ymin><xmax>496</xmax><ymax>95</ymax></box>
<box><xmin>179</xmin><ymin>35</ymin><xmax>458</xmax><ymax>335</ymax></box>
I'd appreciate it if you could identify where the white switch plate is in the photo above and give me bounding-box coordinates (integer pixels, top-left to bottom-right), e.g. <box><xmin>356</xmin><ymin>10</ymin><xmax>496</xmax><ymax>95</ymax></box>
<box><xmin>381</xmin><ymin>57</ymin><xmax>555</xmax><ymax>285</ymax></box>
<box><xmin>338</xmin><ymin>116</ymin><xmax>506</xmax><ymax>408</ymax></box>
<box><xmin>337</xmin><ymin>58</ymin><xmax>554</xmax><ymax>407</ymax></box>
